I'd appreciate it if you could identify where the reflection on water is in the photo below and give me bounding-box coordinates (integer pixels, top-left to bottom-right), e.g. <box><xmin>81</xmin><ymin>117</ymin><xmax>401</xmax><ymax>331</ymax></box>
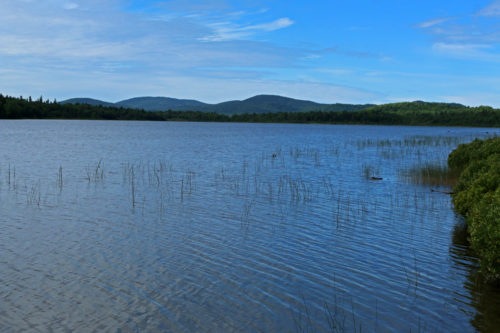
<box><xmin>450</xmin><ymin>219</ymin><xmax>500</xmax><ymax>332</ymax></box>
<box><xmin>0</xmin><ymin>120</ymin><xmax>499</xmax><ymax>332</ymax></box>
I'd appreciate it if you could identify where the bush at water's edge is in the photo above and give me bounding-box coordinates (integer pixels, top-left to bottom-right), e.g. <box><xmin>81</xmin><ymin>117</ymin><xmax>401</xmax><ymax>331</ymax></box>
<box><xmin>448</xmin><ymin>137</ymin><xmax>500</xmax><ymax>283</ymax></box>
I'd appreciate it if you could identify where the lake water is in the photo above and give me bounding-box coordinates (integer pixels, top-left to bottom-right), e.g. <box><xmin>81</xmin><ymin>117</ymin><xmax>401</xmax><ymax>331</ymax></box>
<box><xmin>1</xmin><ymin>120</ymin><xmax>499</xmax><ymax>332</ymax></box>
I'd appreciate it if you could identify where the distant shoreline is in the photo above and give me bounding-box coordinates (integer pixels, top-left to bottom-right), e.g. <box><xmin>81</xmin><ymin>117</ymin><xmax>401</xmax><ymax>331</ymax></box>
<box><xmin>1</xmin><ymin>94</ymin><xmax>500</xmax><ymax>128</ymax></box>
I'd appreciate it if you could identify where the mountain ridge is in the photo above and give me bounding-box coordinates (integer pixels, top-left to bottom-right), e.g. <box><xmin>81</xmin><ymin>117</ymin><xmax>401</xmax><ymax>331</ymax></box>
<box><xmin>60</xmin><ymin>94</ymin><xmax>375</xmax><ymax>114</ymax></box>
<box><xmin>60</xmin><ymin>98</ymin><xmax>115</xmax><ymax>108</ymax></box>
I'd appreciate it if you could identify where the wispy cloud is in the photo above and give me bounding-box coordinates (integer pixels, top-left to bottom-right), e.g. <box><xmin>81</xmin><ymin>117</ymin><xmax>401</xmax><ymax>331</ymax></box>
<box><xmin>440</xmin><ymin>93</ymin><xmax>500</xmax><ymax>107</ymax></box>
<box><xmin>415</xmin><ymin>2</ymin><xmax>500</xmax><ymax>62</ymax></box>
<box><xmin>476</xmin><ymin>0</ymin><xmax>500</xmax><ymax>16</ymax></box>
<box><xmin>415</xmin><ymin>17</ymin><xmax>455</xmax><ymax>28</ymax></box>
<box><xmin>202</xmin><ymin>18</ymin><xmax>294</xmax><ymax>41</ymax></box>
<box><xmin>0</xmin><ymin>1</ymin><xmax>298</xmax><ymax>68</ymax></box>
<box><xmin>314</xmin><ymin>68</ymin><xmax>354</xmax><ymax>76</ymax></box>
<box><xmin>432</xmin><ymin>43</ymin><xmax>491</xmax><ymax>52</ymax></box>
<box><xmin>3</xmin><ymin>0</ymin><xmax>498</xmax><ymax>107</ymax></box>
<box><xmin>315</xmin><ymin>47</ymin><xmax>386</xmax><ymax>60</ymax></box>
<box><xmin>242</xmin><ymin>18</ymin><xmax>294</xmax><ymax>32</ymax></box>
<box><xmin>63</xmin><ymin>3</ymin><xmax>79</xmax><ymax>10</ymax></box>
<box><xmin>432</xmin><ymin>42</ymin><xmax>500</xmax><ymax>61</ymax></box>
<box><xmin>0</xmin><ymin>64</ymin><xmax>381</xmax><ymax>104</ymax></box>
<box><xmin>156</xmin><ymin>0</ymin><xmax>231</xmax><ymax>13</ymax></box>
<box><xmin>0</xmin><ymin>0</ymin><xmax>334</xmax><ymax>102</ymax></box>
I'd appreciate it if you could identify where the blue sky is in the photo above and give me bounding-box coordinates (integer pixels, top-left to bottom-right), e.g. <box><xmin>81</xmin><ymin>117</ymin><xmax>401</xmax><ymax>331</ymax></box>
<box><xmin>1</xmin><ymin>0</ymin><xmax>500</xmax><ymax>106</ymax></box>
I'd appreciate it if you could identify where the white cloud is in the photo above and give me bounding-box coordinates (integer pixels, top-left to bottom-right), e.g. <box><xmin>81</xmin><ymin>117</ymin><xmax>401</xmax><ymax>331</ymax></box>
<box><xmin>241</xmin><ymin>18</ymin><xmax>294</xmax><ymax>32</ymax></box>
<box><xmin>432</xmin><ymin>43</ymin><xmax>491</xmax><ymax>52</ymax></box>
<box><xmin>416</xmin><ymin>17</ymin><xmax>454</xmax><ymax>28</ymax></box>
<box><xmin>0</xmin><ymin>0</ymin><xmax>315</xmax><ymax>102</ymax></box>
<box><xmin>314</xmin><ymin>68</ymin><xmax>354</xmax><ymax>76</ymax></box>
<box><xmin>150</xmin><ymin>77</ymin><xmax>379</xmax><ymax>104</ymax></box>
<box><xmin>0</xmin><ymin>66</ymin><xmax>380</xmax><ymax>104</ymax></box>
<box><xmin>432</xmin><ymin>42</ymin><xmax>500</xmax><ymax>61</ymax></box>
<box><xmin>477</xmin><ymin>0</ymin><xmax>500</xmax><ymax>16</ymax></box>
<box><xmin>416</xmin><ymin>3</ymin><xmax>500</xmax><ymax>62</ymax></box>
<box><xmin>202</xmin><ymin>17</ymin><xmax>294</xmax><ymax>41</ymax></box>
<box><xmin>0</xmin><ymin>35</ymin><xmax>131</xmax><ymax>58</ymax></box>
<box><xmin>157</xmin><ymin>0</ymin><xmax>230</xmax><ymax>13</ymax></box>
<box><xmin>0</xmin><ymin>1</ymin><xmax>299</xmax><ymax>67</ymax></box>
<box><xmin>63</xmin><ymin>3</ymin><xmax>79</xmax><ymax>10</ymax></box>
<box><xmin>440</xmin><ymin>94</ymin><xmax>500</xmax><ymax>108</ymax></box>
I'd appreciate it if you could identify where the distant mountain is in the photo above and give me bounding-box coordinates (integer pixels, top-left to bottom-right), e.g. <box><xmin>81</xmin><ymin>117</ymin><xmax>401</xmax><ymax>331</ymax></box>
<box><xmin>198</xmin><ymin>95</ymin><xmax>325</xmax><ymax>114</ymax></box>
<box><xmin>60</xmin><ymin>94</ymin><xmax>374</xmax><ymax>114</ymax></box>
<box><xmin>194</xmin><ymin>95</ymin><xmax>374</xmax><ymax>114</ymax></box>
<box><xmin>60</xmin><ymin>98</ymin><xmax>115</xmax><ymax>108</ymax></box>
<box><xmin>364</xmin><ymin>101</ymin><xmax>467</xmax><ymax>113</ymax></box>
<box><xmin>116</xmin><ymin>97</ymin><xmax>209</xmax><ymax>111</ymax></box>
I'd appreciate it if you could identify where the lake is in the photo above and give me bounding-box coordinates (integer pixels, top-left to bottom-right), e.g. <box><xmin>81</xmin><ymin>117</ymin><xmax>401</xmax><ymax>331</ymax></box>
<box><xmin>1</xmin><ymin>120</ymin><xmax>499</xmax><ymax>332</ymax></box>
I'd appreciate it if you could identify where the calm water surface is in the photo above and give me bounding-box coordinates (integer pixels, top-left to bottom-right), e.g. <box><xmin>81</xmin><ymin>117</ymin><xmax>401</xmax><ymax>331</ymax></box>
<box><xmin>1</xmin><ymin>120</ymin><xmax>500</xmax><ymax>332</ymax></box>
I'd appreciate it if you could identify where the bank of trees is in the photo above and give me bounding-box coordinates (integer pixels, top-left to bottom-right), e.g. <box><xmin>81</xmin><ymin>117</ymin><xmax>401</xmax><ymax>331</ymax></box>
<box><xmin>1</xmin><ymin>94</ymin><xmax>500</xmax><ymax>127</ymax></box>
<box><xmin>449</xmin><ymin>137</ymin><xmax>500</xmax><ymax>283</ymax></box>
<box><xmin>0</xmin><ymin>94</ymin><xmax>229</xmax><ymax>122</ymax></box>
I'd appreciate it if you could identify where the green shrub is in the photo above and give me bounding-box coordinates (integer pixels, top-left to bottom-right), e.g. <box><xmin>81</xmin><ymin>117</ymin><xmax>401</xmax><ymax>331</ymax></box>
<box><xmin>468</xmin><ymin>190</ymin><xmax>500</xmax><ymax>281</ymax></box>
<box><xmin>448</xmin><ymin>137</ymin><xmax>500</xmax><ymax>170</ymax></box>
<box><xmin>448</xmin><ymin>139</ymin><xmax>485</xmax><ymax>170</ymax></box>
<box><xmin>449</xmin><ymin>137</ymin><xmax>500</xmax><ymax>282</ymax></box>
<box><xmin>453</xmin><ymin>154</ymin><xmax>500</xmax><ymax>215</ymax></box>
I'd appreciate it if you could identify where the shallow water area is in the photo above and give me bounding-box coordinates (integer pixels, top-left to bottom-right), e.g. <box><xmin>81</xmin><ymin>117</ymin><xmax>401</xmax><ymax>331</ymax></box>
<box><xmin>1</xmin><ymin>120</ymin><xmax>500</xmax><ymax>332</ymax></box>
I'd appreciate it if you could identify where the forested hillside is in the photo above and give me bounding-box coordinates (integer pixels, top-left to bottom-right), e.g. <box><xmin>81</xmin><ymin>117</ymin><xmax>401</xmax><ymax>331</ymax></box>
<box><xmin>61</xmin><ymin>94</ymin><xmax>374</xmax><ymax>114</ymax></box>
<box><xmin>2</xmin><ymin>94</ymin><xmax>500</xmax><ymax>127</ymax></box>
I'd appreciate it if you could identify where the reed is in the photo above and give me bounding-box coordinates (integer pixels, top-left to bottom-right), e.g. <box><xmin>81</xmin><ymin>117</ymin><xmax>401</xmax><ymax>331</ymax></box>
<box><xmin>131</xmin><ymin>166</ymin><xmax>136</xmax><ymax>207</ymax></box>
<box><xmin>401</xmin><ymin>163</ymin><xmax>459</xmax><ymax>187</ymax></box>
<box><xmin>7</xmin><ymin>163</ymin><xmax>16</xmax><ymax>189</ymax></box>
<box><xmin>26</xmin><ymin>181</ymin><xmax>41</xmax><ymax>206</ymax></box>
<box><xmin>85</xmin><ymin>159</ymin><xmax>104</xmax><ymax>183</ymax></box>
<box><xmin>180</xmin><ymin>179</ymin><xmax>184</xmax><ymax>201</ymax></box>
<box><xmin>362</xmin><ymin>163</ymin><xmax>383</xmax><ymax>181</ymax></box>
<box><xmin>57</xmin><ymin>166</ymin><xmax>63</xmax><ymax>190</ymax></box>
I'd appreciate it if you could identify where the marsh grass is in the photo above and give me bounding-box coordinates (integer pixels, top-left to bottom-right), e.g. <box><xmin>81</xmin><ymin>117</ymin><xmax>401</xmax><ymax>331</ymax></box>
<box><xmin>356</xmin><ymin>135</ymin><xmax>466</xmax><ymax>150</ymax></box>
<box><xmin>7</xmin><ymin>163</ymin><xmax>16</xmax><ymax>189</ymax></box>
<box><xmin>362</xmin><ymin>164</ymin><xmax>380</xmax><ymax>180</ymax></box>
<box><xmin>292</xmin><ymin>292</ymin><xmax>369</xmax><ymax>333</ymax></box>
<box><xmin>26</xmin><ymin>181</ymin><xmax>41</xmax><ymax>206</ymax></box>
<box><xmin>131</xmin><ymin>167</ymin><xmax>136</xmax><ymax>207</ymax></box>
<box><xmin>401</xmin><ymin>163</ymin><xmax>459</xmax><ymax>187</ymax></box>
<box><xmin>85</xmin><ymin>159</ymin><xmax>104</xmax><ymax>182</ymax></box>
<box><xmin>57</xmin><ymin>166</ymin><xmax>63</xmax><ymax>190</ymax></box>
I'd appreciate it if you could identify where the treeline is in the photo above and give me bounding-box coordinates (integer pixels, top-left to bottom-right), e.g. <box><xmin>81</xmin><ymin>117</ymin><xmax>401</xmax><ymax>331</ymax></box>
<box><xmin>448</xmin><ymin>137</ymin><xmax>500</xmax><ymax>283</ymax></box>
<box><xmin>230</xmin><ymin>106</ymin><xmax>500</xmax><ymax>126</ymax></box>
<box><xmin>1</xmin><ymin>94</ymin><xmax>500</xmax><ymax>127</ymax></box>
<box><xmin>0</xmin><ymin>94</ymin><xmax>227</xmax><ymax>122</ymax></box>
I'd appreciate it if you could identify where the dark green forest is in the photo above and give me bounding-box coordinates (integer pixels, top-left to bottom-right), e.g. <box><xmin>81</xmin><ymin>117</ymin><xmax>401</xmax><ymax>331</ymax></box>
<box><xmin>1</xmin><ymin>94</ymin><xmax>500</xmax><ymax>127</ymax></box>
<box><xmin>449</xmin><ymin>137</ymin><xmax>500</xmax><ymax>282</ymax></box>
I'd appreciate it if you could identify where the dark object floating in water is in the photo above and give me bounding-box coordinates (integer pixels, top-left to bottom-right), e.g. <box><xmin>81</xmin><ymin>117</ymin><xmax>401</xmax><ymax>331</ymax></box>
<box><xmin>370</xmin><ymin>177</ymin><xmax>383</xmax><ymax>180</ymax></box>
<box><xmin>272</xmin><ymin>153</ymin><xmax>277</xmax><ymax>158</ymax></box>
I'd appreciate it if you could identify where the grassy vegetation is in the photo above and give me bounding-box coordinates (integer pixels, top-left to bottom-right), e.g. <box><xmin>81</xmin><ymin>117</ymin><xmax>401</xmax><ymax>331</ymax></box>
<box><xmin>448</xmin><ymin>137</ymin><xmax>500</xmax><ymax>282</ymax></box>
<box><xmin>403</xmin><ymin>163</ymin><xmax>460</xmax><ymax>187</ymax></box>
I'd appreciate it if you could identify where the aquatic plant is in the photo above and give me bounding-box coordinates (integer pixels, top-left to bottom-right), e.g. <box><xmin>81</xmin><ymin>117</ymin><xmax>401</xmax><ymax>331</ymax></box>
<box><xmin>401</xmin><ymin>163</ymin><xmax>459</xmax><ymax>187</ymax></box>
<box><xmin>85</xmin><ymin>159</ymin><xmax>104</xmax><ymax>182</ymax></box>
<box><xmin>362</xmin><ymin>164</ymin><xmax>380</xmax><ymax>180</ymax></box>
<box><xmin>57</xmin><ymin>166</ymin><xmax>63</xmax><ymax>190</ymax></box>
<box><xmin>7</xmin><ymin>163</ymin><xmax>16</xmax><ymax>189</ymax></box>
<box><xmin>26</xmin><ymin>181</ymin><xmax>41</xmax><ymax>206</ymax></box>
